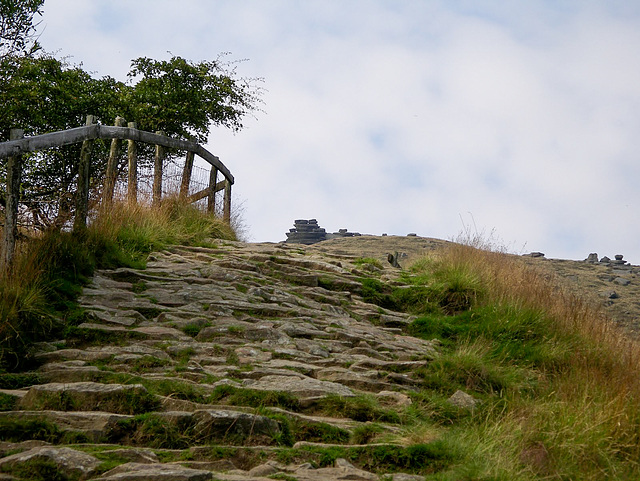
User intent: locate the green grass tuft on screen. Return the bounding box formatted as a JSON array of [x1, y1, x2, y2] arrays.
[[207, 385, 301, 411]]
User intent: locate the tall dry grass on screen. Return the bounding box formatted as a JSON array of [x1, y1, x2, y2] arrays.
[[90, 197, 237, 253], [423, 240, 640, 478]]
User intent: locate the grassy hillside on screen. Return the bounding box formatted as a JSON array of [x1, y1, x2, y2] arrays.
[[385, 241, 640, 479]]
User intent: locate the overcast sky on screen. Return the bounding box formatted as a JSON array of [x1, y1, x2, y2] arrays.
[[36, 1, 640, 261]]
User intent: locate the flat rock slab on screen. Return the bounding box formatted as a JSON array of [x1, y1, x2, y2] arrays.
[[292, 465, 379, 481], [34, 348, 114, 363], [93, 462, 213, 481], [192, 409, 281, 440], [19, 382, 154, 414], [317, 369, 396, 392], [102, 448, 159, 464], [0, 410, 131, 441], [132, 326, 191, 340], [242, 375, 354, 399], [0, 446, 100, 479], [91, 310, 141, 326], [77, 322, 130, 333]]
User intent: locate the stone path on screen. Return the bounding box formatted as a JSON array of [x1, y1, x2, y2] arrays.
[[0, 236, 444, 480]]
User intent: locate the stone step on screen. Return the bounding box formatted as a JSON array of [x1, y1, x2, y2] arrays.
[[18, 382, 159, 415], [0, 238, 448, 480]]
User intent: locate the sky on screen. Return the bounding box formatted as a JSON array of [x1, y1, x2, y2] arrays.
[[35, 0, 640, 262]]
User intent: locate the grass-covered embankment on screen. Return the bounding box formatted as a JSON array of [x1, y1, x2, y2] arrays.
[[364, 241, 640, 480], [0, 199, 237, 370]]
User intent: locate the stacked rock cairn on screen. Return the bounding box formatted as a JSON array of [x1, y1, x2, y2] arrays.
[[285, 219, 361, 245], [586, 253, 629, 265]]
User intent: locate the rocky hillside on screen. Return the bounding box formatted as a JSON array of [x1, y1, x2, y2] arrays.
[[0, 235, 637, 480], [524, 253, 640, 337]]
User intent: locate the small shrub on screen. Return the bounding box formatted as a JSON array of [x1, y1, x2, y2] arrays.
[[0, 372, 42, 389], [141, 378, 209, 404], [289, 419, 350, 444], [131, 413, 196, 449], [351, 423, 384, 444], [63, 326, 145, 347], [169, 347, 196, 363], [354, 257, 384, 270], [267, 413, 295, 447], [130, 280, 148, 293], [226, 349, 240, 365], [34, 390, 78, 411], [407, 391, 474, 426], [181, 322, 209, 337], [26, 385, 159, 415], [268, 474, 298, 481], [0, 392, 17, 411], [360, 278, 440, 315], [130, 355, 170, 371], [227, 325, 246, 335], [0, 417, 63, 443]]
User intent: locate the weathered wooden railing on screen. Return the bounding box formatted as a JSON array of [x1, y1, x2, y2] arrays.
[[0, 115, 234, 270]]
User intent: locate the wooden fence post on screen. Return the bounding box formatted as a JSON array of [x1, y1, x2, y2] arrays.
[[127, 122, 137, 205], [2, 128, 24, 272], [73, 115, 96, 232], [180, 149, 195, 200], [223, 180, 232, 224], [103, 116, 126, 206], [207, 167, 218, 214], [153, 131, 165, 207]]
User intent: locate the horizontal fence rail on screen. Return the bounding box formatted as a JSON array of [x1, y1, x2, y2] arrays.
[[1, 116, 234, 271], [0, 123, 234, 183]]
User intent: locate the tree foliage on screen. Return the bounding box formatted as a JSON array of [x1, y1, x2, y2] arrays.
[[127, 55, 261, 142], [0, 52, 263, 228], [0, 54, 122, 227], [0, 0, 44, 58], [0, 54, 124, 139]]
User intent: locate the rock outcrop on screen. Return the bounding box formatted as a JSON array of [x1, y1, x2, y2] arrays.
[[285, 219, 361, 245]]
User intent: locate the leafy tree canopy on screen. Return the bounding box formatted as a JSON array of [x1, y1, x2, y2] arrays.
[[0, 52, 263, 142], [0, 51, 263, 227], [127, 55, 261, 142], [0, 54, 124, 139], [0, 0, 44, 58]]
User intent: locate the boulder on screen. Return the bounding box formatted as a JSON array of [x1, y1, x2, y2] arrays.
[[192, 409, 280, 441], [293, 457, 378, 480], [19, 382, 157, 415], [0, 410, 131, 442], [242, 375, 354, 399], [586, 253, 599, 263], [447, 390, 480, 410], [93, 462, 213, 481], [0, 446, 100, 479]]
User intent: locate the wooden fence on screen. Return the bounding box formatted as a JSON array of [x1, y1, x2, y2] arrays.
[[0, 115, 234, 270]]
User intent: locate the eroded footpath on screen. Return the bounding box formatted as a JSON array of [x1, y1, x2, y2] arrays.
[[0, 236, 448, 481]]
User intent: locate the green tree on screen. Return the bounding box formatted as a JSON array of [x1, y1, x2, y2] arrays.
[[0, 54, 124, 226], [0, 52, 262, 228], [0, 0, 44, 58], [126, 54, 263, 142]]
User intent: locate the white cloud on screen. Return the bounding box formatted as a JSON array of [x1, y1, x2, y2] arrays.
[[34, 0, 640, 261]]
